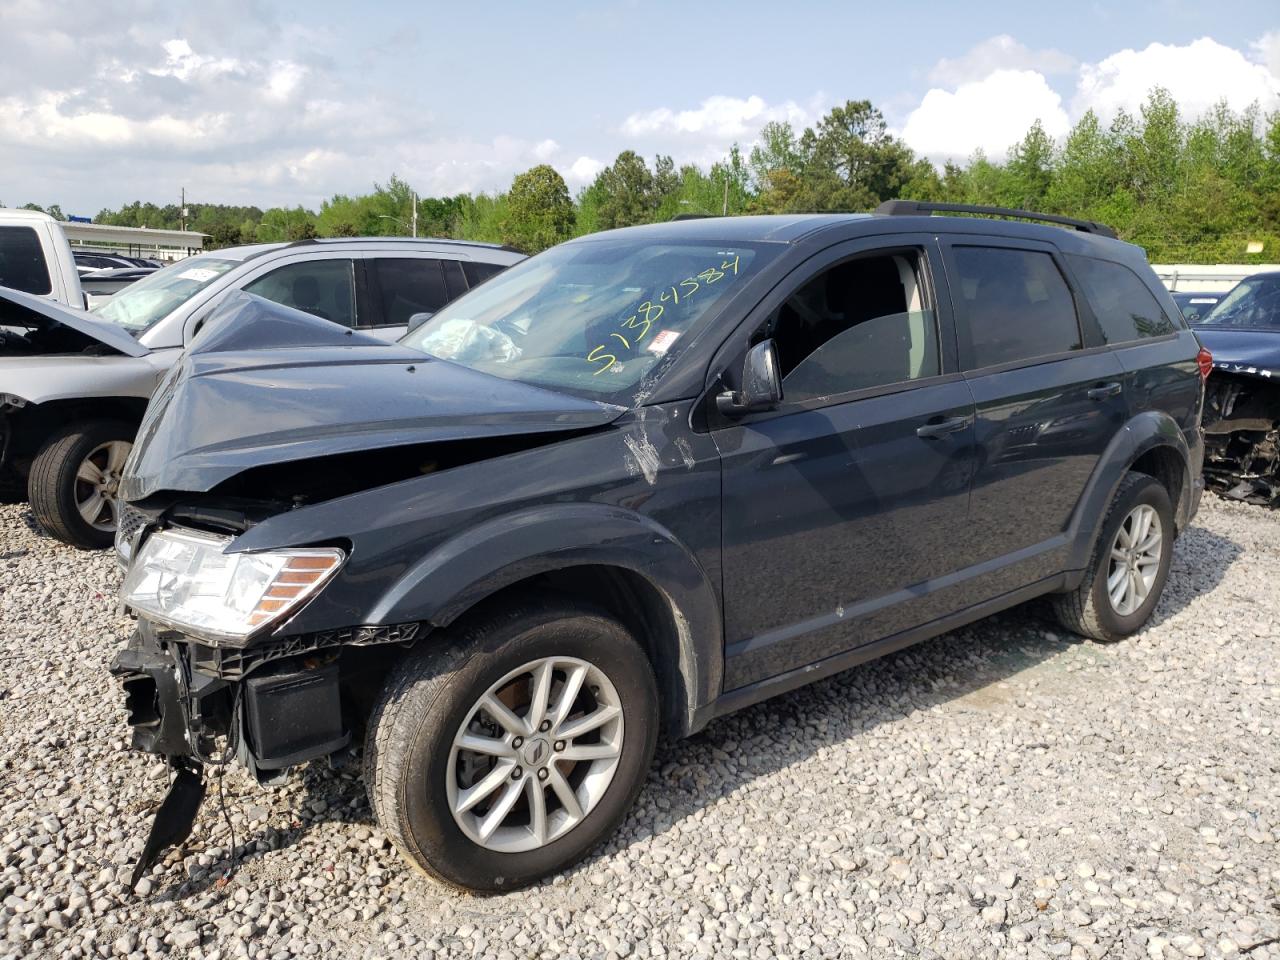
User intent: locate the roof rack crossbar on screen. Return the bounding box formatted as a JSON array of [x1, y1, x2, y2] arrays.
[[874, 200, 1118, 240]]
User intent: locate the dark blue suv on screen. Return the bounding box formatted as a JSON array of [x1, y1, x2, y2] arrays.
[[112, 201, 1206, 891]]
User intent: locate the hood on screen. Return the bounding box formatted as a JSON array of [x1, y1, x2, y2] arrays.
[[121, 294, 626, 500], [1195, 327, 1280, 380], [0, 285, 150, 358]]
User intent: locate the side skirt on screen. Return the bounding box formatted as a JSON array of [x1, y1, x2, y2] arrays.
[[690, 572, 1068, 733]]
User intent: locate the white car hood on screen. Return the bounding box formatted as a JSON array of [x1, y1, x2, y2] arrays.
[[0, 285, 150, 358]]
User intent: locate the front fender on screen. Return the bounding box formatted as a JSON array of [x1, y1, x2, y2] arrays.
[[1066, 410, 1193, 573], [368, 502, 723, 733]]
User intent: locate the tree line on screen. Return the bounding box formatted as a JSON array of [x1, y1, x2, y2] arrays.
[[19, 88, 1280, 263]]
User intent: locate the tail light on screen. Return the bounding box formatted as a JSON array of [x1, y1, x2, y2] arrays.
[[1196, 346, 1213, 381]]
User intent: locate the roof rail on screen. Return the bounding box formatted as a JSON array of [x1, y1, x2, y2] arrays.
[[671, 212, 716, 221], [874, 200, 1118, 239], [282, 236, 526, 254]]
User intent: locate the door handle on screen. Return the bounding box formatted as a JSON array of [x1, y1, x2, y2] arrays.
[[916, 415, 972, 439], [1087, 382, 1123, 401]]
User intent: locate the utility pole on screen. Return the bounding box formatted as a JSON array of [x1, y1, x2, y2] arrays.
[[180, 187, 186, 231], [722, 177, 729, 216], [411, 191, 418, 238]]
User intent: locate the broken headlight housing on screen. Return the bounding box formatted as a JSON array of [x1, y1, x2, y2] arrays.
[[120, 528, 344, 646]]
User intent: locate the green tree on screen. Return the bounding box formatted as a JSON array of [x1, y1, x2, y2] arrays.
[[503, 164, 575, 253], [590, 151, 656, 229], [1002, 120, 1056, 209]]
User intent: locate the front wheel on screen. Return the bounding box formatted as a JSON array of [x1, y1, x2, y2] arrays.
[[1053, 472, 1175, 642], [28, 420, 134, 550], [364, 599, 658, 891]]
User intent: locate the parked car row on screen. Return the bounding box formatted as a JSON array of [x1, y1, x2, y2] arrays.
[[0, 236, 524, 544], [0, 201, 1237, 893]]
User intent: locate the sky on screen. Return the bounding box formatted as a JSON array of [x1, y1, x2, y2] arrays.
[[2, 0, 1279, 216]]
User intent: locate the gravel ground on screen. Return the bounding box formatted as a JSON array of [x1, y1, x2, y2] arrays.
[[1, 495, 1277, 960]]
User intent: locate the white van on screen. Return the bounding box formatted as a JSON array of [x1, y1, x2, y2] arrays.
[[0, 208, 84, 308]]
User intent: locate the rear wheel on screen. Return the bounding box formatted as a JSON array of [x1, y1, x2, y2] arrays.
[[28, 420, 134, 550], [365, 599, 658, 891], [1053, 472, 1174, 642]]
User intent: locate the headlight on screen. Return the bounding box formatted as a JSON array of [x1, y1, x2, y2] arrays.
[[120, 528, 345, 645]]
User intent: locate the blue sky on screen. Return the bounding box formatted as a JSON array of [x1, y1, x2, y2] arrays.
[[2, 0, 1278, 213]]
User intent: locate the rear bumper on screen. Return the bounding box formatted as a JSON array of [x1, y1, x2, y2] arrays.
[[109, 621, 349, 779]]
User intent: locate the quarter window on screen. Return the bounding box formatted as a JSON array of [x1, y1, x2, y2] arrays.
[[372, 258, 449, 327], [243, 259, 357, 327], [442, 260, 468, 301], [461, 261, 505, 288], [1067, 255, 1178, 342], [771, 250, 940, 402], [951, 246, 1081, 369], [0, 226, 52, 295]]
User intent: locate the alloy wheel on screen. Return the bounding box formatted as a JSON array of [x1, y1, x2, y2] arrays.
[[73, 440, 132, 533], [1106, 503, 1163, 616], [446, 656, 624, 853]]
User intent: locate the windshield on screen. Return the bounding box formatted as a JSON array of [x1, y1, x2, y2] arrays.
[[93, 254, 244, 335], [400, 238, 778, 402], [1196, 276, 1280, 330]]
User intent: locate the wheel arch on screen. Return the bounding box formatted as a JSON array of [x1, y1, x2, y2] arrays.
[[1066, 410, 1193, 575], [3, 397, 146, 470], [368, 504, 724, 738]]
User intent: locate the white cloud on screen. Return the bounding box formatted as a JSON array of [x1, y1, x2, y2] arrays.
[[567, 156, 606, 185], [620, 94, 816, 140], [901, 69, 1071, 161], [1074, 37, 1280, 120], [1254, 31, 1280, 79], [928, 34, 1075, 87], [900, 33, 1280, 164], [149, 39, 242, 83]]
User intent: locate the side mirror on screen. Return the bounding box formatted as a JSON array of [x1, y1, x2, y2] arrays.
[[407, 311, 433, 334], [716, 339, 783, 416]]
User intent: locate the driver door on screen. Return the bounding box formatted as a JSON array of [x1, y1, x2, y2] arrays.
[[714, 237, 978, 690]]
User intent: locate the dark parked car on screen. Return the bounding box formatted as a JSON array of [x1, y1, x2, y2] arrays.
[[1170, 290, 1223, 323], [111, 202, 1206, 892], [1190, 271, 1280, 505]]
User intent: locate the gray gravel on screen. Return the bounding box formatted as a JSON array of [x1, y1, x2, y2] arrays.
[[1, 495, 1277, 960]]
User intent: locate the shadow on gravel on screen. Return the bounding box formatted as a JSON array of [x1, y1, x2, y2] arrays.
[[150, 521, 1245, 903]]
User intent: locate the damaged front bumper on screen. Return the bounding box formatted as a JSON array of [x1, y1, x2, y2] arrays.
[[110, 620, 352, 777], [109, 619, 353, 885]]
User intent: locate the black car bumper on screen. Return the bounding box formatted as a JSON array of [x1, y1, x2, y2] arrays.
[[109, 620, 350, 779]]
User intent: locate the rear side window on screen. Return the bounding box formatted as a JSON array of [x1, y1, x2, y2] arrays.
[[951, 246, 1081, 370], [243, 259, 357, 327], [1067, 255, 1178, 342], [372, 258, 448, 327], [0, 226, 52, 295], [462, 261, 505, 288]]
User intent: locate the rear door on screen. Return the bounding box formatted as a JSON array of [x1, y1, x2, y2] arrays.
[[715, 237, 978, 690], [1064, 254, 1201, 445], [941, 237, 1127, 587]]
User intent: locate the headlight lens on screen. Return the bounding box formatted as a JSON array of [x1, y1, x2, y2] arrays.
[[120, 528, 345, 645]]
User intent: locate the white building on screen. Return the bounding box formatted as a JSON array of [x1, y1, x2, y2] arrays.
[[59, 221, 207, 262]]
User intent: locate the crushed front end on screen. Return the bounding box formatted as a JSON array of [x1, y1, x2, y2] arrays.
[[109, 508, 418, 888], [1203, 368, 1280, 506]]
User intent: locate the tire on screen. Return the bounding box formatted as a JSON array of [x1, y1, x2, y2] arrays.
[[1053, 471, 1175, 642], [28, 420, 135, 550], [364, 598, 659, 892]]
